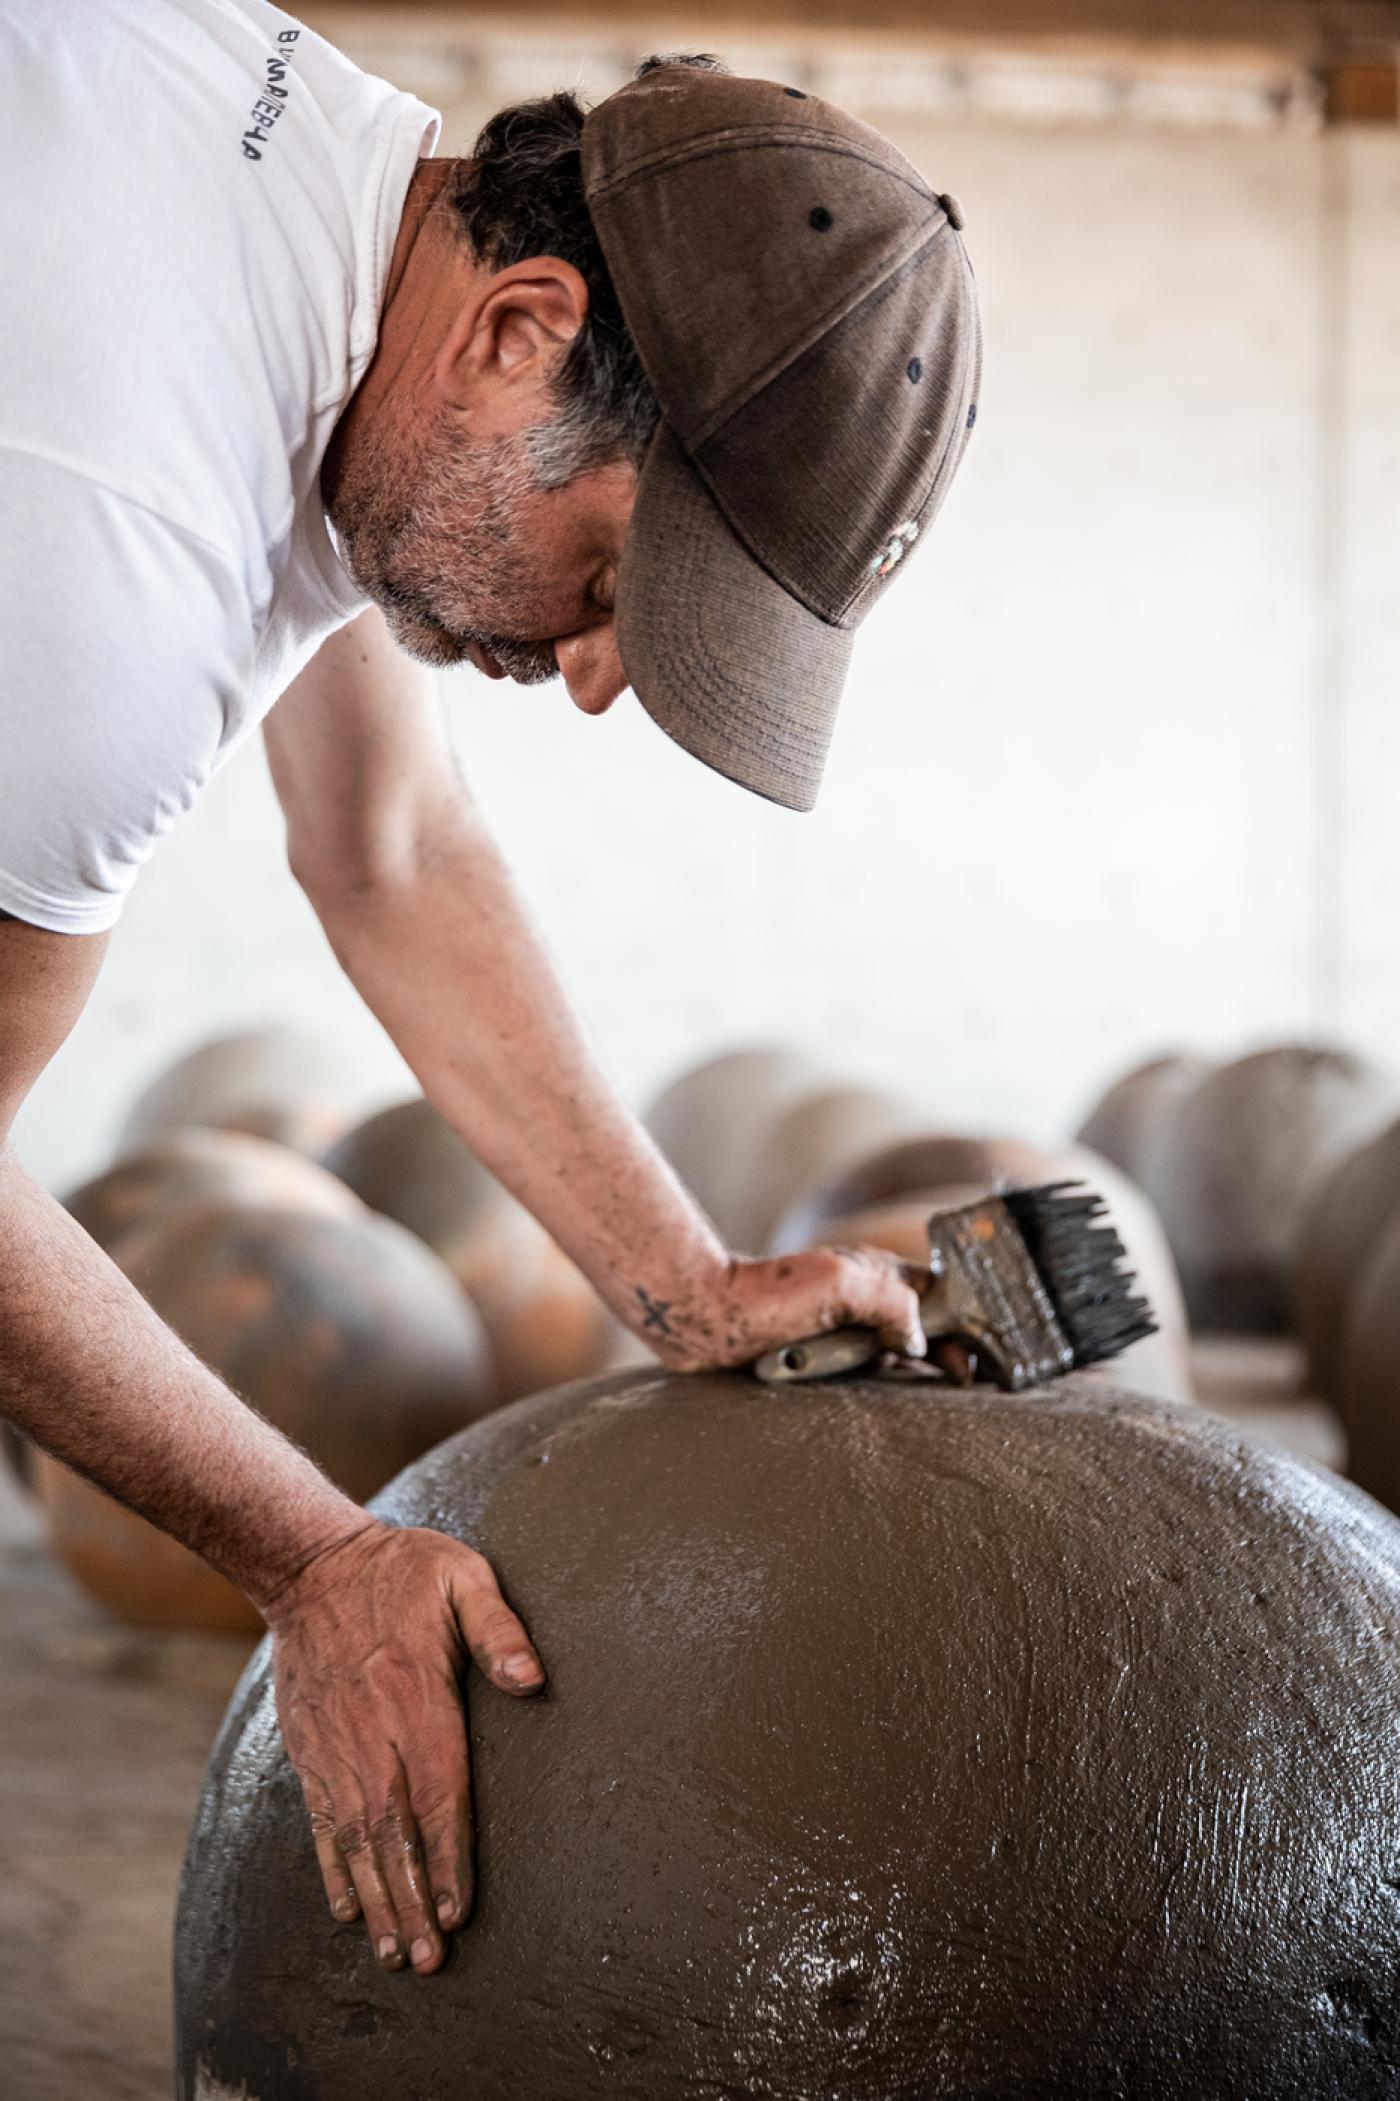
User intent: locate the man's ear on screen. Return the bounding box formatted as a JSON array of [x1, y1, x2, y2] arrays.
[[434, 258, 588, 430]]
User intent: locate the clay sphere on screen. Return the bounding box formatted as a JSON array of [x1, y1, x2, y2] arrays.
[[119, 1026, 369, 1158], [65, 1128, 361, 1259], [770, 1130, 1055, 1252], [36, 1203, 496, 1634], [179, 1370, 1400, 2100], [644, 1045, 828, 1243], [323, 1098, 615, 1403], [1142, 1046, 1398, 1334], [732, 1081, 927, 1255], [771, 1132, 1192, 1406], [1294, 1113, 1400, 1407], [13, 1134, 358, 1504], [1337, 1209, 1400, 1515], [1073, 1052, 1213, 1194]]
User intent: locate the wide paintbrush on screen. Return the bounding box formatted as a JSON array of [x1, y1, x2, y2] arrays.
[[754, 1181, 1156, 1390]]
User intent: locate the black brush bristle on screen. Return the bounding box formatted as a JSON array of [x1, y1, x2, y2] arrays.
[[1001, 1181, 1158, 1366]]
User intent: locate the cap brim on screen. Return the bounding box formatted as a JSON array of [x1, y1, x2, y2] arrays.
[[615, 425, 852, 813]]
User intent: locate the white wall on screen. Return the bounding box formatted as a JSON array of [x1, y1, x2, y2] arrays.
[[1333, 132, 1400, 1058], [14, 49, 1400, 1197]]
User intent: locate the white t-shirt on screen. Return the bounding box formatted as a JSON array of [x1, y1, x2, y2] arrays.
[[0, 0, 439, 933]]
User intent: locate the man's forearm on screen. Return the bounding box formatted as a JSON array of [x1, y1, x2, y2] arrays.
[[312, 817, 731, 1358], [0, 1148, 369, 1605]]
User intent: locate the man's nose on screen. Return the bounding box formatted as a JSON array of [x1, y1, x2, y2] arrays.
[[556, 623, 628, 716]]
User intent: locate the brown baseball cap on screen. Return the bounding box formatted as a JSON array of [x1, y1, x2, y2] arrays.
[[581, 66, 981, 812]]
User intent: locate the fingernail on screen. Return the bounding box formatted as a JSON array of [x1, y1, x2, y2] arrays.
[[377, 1934, 403, 1967], [501, 1654, 541, 1686], [410, 1937, 435, 1968], [435, 1893, 457, 1925], [332, 1893, 357, 1919]]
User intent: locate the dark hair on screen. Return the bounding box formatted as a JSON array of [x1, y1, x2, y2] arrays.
[[445, 56, 727, 488]]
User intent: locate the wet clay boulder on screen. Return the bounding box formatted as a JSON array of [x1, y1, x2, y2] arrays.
[[1073, 1052, 1214, 1194], [35, 1204, 496, 1634], [1143, 1046, 1398, 1335], [1295, 1114, 1400, 1407], [178, 1370, 1400, 2100], [1337, 1211, 1400, 1515], [771, 1133, 1193, 1406], [65, 1128, 361, 1259], [119, 1026, 369, 1158], [323, 1098, 616, 1403]]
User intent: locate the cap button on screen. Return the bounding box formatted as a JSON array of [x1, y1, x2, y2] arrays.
[[938, 191, 966, 232]]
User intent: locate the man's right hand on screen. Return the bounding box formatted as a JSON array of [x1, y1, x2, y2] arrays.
[[266, 1520, 545, 1976], [629, 1244, 929, 1374]]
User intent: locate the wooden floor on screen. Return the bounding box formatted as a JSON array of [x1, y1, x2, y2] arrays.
[[0, 1343, 1350, 2099], [0, 1472, 254, 2101]]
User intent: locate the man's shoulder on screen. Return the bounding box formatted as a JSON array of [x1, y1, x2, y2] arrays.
[[0, 441, 258, 937], [0, 444, 244, 580]]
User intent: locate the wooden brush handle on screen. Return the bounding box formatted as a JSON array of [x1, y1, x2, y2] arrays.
[[753, 1325, 883, 1384], [753, 1284, 957, 1385]]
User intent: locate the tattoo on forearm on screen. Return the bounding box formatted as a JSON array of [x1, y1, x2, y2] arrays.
[[635, 1287, 675, 1339]]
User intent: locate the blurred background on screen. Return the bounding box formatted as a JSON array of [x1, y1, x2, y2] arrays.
[[15, 0, 1400, 1196]]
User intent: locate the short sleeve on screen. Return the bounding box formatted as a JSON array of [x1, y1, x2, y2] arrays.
[[0, 451, 251, 934]]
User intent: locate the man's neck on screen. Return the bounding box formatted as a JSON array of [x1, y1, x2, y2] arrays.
[[322, 159, 460, 514], [382, 157, 455, 311]]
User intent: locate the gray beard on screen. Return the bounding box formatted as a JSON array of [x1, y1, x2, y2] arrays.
[[330, 419, 562, 684]]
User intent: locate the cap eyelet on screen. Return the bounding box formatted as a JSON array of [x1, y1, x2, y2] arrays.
[[784, 86, 808, 98], [809, 206, 834, 232], [907, 357, 923, 383]]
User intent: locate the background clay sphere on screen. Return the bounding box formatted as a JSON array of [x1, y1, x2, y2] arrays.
[[1073, 1052, 1214, 1195], [1141, 1044, 1398, 1334], [644, 1046, 931, 1254], [1337, 1209, 1400, 1516], [1294, 1113, 1400, 1407], [769, 1130, 1059, 1251], [177, 1370, 1400, 2101], [323, 1097, 616, 1401], [119, 1026, 369, 1158], [1, 1133, 363, 1501], [65, 1128, 362, 1259], [643, 1045, 836, 1243], [35, 1203, 496, 1634], [768, 1132, 1194, 1404], [724, 1081, 928, 1255]]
